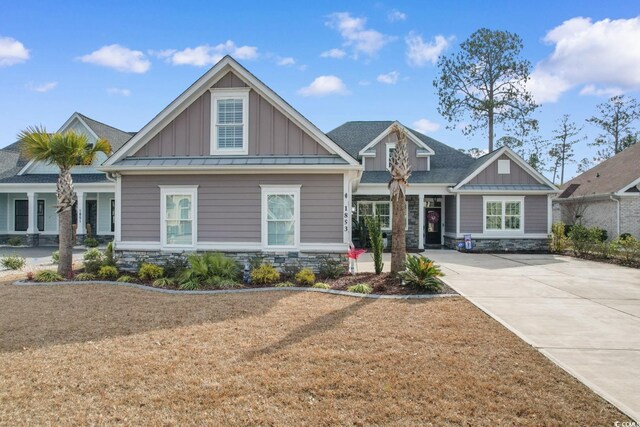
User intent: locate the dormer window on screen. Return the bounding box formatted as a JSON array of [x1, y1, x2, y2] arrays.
[[210, 88, 249, 155]]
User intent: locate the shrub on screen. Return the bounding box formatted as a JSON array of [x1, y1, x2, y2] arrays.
[[251, 263, 280, 285], [83, 237, 99, 248], [74, 272, 96, 281], [274, 281, 296, 287], [568, 225, 602, 256], [295, 268, 315, 286], [83, 248, 105, 274], [347, 283, 372, 294], [34, 270, 64, 282], [614, 235, 640, 263], [281, 262, 302, 280], [212, 279, 243, 289], [51, 250, 60, 264], [1, 255, 26, 270], [139, 263, 164, 281], [98, 265, 118, 280], [248, 255, 265, 270], [550, 222, 568, 253], [594, 241, 617, 259], [104, 241, 115, 266], [180, 253, 241, 286], [312, 282, 331, 289], [162, 255, 189, 278], [117, 275, 136, 283], [619, 233, 633, 241], [7, 236, 22, 246], [318, 256, 346, 279], [398, 255, 444, 292], [179, 280, 199, 290], [153, 277, 175, 288], [365, 215, 384, 274]]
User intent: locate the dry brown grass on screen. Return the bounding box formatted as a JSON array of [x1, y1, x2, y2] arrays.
[[0, 281, 628, 426]]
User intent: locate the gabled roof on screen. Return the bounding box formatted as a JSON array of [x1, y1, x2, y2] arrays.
[[103, 56, 360, 168], [75, 113, 134, 153], [559, 143, 640, 198], [355, 121, 435, 157]]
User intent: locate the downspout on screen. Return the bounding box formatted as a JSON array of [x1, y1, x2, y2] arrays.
[[609, 194, 620, 237]]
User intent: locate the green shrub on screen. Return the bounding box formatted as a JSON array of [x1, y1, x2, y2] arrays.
[[179, 280, 199, 290], [98, 265, 118, 280], [251, 263, 280, 285], [83, 237, 99, 248], [117, 275, 136, 283], [312, 282, 331, 289], [34, 270, 64, 282], [179, 252, 240, 286], [162, 255, 189, 278], [398, 255, 444, 291], [550, 222, 568, 253], [281, 262, 302, 280], [619, 233, 633, 241], [51, 250, 60, 264], [139, 263, 164, 281], [614, 235, 640, 263], [7, 236, 22, 246], [212, 279, 243, 289], [1, 255, 26, 270], [365, 215, 384, 274], [153, 277, 175, 288], [104, 241, 115, 266], [318, 255, 346, 279], [74, 272, 96, 281], [347, 283, 372, 294], [568, 225, 602, 256], [594, 241, 618, 259], [248, 255, 265, 270], [295, 268, 315, 286], [274, 281, 296, 287], [83, 248, 105, 274]]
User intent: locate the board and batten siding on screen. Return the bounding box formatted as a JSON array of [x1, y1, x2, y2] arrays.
[[132, 71, 330, 158], [120, 174, 343, 244], [468, 154, 540, 186], [364, 134, 428, 171], [444, 195, 456, 233], [457, 194, 548, 234]]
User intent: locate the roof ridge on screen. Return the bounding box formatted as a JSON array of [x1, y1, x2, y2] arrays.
[[76, 112, 131, 136]]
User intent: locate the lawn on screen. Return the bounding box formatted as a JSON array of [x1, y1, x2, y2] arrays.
[[0, 281, 628, 425]]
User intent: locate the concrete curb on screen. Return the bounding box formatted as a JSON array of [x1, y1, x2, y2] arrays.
[[12, 280, 458, 300]]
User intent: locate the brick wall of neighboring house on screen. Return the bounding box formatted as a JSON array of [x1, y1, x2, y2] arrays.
[[620, 197, 640, 238], [568, 198, 617, 239]]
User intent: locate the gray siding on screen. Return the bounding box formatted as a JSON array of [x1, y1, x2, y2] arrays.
[[364, 133, 428, 171], [0, 194, 7, 232], [133, 71, 330, 158], [468, 154, 540, 185], [444, 195, 456, 233], [121, 174, 343, 243], [459, 195, 483, 233], [524, 195, 548, 233]]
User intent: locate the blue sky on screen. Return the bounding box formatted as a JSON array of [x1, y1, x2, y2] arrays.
[[1, 0, 639, 179]]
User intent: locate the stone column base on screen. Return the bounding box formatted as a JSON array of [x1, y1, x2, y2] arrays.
[[25, 234, 39, 247]]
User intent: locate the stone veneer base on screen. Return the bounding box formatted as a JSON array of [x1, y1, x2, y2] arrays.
[[443, 235, 550, 252]]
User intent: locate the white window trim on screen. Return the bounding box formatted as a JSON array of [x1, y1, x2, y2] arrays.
[[386, 143, 395, 171], [160, 185, 198, 250], [482, 196, 524, 234], [497, 159, 511, 174], [210, 87, 250, 156], [261, 185, 301, 250], [356, 200, 409, 231]]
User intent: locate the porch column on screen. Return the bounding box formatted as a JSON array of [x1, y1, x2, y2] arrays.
[[27, 192, 36, 234], [418, 194, 425, 250], [76, 191, 86, 236]]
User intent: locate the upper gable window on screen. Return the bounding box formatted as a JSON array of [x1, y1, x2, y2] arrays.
[[386, 143, 396, 170], [497, 159, 511, 174], [210, 88, 249, 155]]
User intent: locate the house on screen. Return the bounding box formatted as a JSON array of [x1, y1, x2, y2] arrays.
[[0, 113, 132, 246], [1, 55, 559, 268], [554, 142, 640, 239]]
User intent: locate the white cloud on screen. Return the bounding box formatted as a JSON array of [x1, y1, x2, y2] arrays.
[[0, 36, 29, 67], [325, 12, 394, 58], [276, 56, 295, 66], [320, 48, 346, 59], [529, 17, 640, 103], [405, 32, 453, 67], [106, 87, 131, 96], [377, 71, 400, 84], [412, 118, 440, 133], [358, 80, 371, 86], [388, 10, 407, 22], [298, 75, 349, 96], [160, 41, 258, 67], [80, 44, 150, 73], [26, 81, 57, 93]]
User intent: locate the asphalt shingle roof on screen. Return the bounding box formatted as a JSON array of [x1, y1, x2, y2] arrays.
[[0, 173, 110, 184], [77, 113, 134, 153]]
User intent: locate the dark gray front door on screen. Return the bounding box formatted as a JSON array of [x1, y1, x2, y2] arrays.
[[86, 200, 97, 237]]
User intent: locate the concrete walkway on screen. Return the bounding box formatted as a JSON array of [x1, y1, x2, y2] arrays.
[[417, 250, 640, 422]]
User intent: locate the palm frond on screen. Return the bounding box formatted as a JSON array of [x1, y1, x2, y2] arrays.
[[80, 138, 111, 165], [19, 126, 54, 163]]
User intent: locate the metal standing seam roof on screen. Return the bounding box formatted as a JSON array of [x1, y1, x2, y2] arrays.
[[458, 184, 555, 191], [111, 155, 350, 167]]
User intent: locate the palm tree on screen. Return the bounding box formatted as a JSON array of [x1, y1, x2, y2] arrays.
[[19, 127, 111, 277], [388, 124, 412, 273]]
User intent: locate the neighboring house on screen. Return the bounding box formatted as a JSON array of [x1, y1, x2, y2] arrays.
[[0, 113, 132, 245], [554, 142, 640, 239]]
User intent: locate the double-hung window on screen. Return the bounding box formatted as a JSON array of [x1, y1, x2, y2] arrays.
[[160, 186, 198, 248], [14, 200, 28, 232], [484, 197, 523, 233], [356, 201, 409, 231], [261, 185, 300, 249], [210, 88, 249, 155]]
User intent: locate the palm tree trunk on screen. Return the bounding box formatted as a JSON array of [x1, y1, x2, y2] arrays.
[[56, 167, 76, 278], [390, 197, 406, 273]]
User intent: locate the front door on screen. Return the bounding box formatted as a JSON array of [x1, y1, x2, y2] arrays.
[[86, 200, 97, 237], [425, 207, 442, 245]]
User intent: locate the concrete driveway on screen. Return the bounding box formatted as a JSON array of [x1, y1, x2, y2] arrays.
[[424, 250, 640, 422]]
